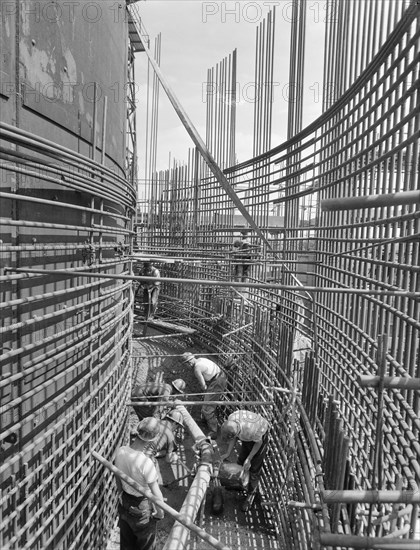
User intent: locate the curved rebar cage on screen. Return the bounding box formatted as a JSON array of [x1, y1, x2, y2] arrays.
[[0, 0, 418, 549], [136, 1, 420, 547]]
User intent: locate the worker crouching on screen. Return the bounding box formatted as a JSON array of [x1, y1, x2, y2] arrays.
[[220, 410, 270, 500]]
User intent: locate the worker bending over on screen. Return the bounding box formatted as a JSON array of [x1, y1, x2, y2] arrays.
[[114, 419, 165, 550], [220, 410, 270, 497], [132, 378, 185, 422], [181, 352, 227, 439], [154, 409, 185, 464]]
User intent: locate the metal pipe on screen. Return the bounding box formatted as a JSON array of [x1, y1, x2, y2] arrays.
[[6, 268, 420, 297], [359, 375, 420, 390], [130, 387, 296, 398], [322, 490, 420, 504], [321, 190, 420, 211], [163, 404, 217, 550], [319, 533, 419, 549], [128, 400, 274, 407], [92, 452, 231, 550]]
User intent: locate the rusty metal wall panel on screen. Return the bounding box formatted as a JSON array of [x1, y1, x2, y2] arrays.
[[2, 0, 128, 172]]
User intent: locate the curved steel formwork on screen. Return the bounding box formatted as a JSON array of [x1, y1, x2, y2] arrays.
[[136, 1, 420, 547], [0, 2, 137, 548]]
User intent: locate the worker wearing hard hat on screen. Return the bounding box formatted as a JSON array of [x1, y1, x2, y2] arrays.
[[220, 410, 270, 496], [154, 409, 185, 464], [114, 417, 165, 550], [136, 261, 161, 320], [181, 352, 227, 439], [132, 378, 186, 422]]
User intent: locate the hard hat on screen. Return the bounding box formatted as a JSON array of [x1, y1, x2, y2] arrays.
[[181, 352, 195, 364], [171, 378, 186, 393], [220, 420, 240, 442], [164, 409, 184, 427], [137, 417, 161, 441]]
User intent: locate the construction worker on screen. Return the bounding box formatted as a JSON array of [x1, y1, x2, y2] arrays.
[[237, 231, 253, 282], [114, 418, 165, 550], [132, 378, 186, 421], [137, 261, 160, 320], [220, 409, 270, 499], [232, 239, 243, 280], [181, 352, 227, 439], [154, 409, 185, 464]]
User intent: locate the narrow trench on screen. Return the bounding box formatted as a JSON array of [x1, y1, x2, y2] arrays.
[[109, 322, 279, 550]]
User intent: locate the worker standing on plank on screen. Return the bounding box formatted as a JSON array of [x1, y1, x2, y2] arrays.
[[114, 419, 165, 550], [136, 261, 161, 320], [220, 410, 270, 500], [181, 352, 227, 439]]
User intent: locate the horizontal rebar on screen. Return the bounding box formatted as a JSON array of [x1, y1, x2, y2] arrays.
[[321, 190, 420, 211], [130, 388, 297, 398], [358, 375, 420, 390], [128, 400, 274, 406], [319, 533, 420, 549], [6, 268, 420, 297], [322, 489, 420, 504]]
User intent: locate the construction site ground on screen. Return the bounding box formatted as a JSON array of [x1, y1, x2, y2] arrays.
[[107, 320, 278, 550]]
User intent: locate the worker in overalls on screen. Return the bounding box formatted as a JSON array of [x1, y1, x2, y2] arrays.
[[181, 352, 227, 439], [137, 261, 161, 320]]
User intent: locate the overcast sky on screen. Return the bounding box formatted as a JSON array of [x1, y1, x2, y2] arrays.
[[133, 1, 327, 177]]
